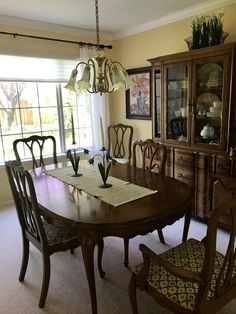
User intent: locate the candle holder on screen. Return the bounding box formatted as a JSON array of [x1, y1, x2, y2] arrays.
[[66, 148, 89, 177], [88, 147, 117, 188]]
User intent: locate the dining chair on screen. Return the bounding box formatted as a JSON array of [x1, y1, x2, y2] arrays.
[[170, 117, 187, 140], [13, 135, 58, 168], [122, 139, 167, 267], [129, 196, 236, 314], [5, 160, 81, 308], [209, 173, 236, 212], [133, 139, 167, 243], [107, 123, 133, 164], [132, 138, 167, 173]]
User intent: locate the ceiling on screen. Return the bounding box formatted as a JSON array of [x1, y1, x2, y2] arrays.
[[0, 0, 233, 39]]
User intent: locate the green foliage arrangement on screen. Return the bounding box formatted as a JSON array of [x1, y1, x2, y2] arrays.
[[88, 147, 117, 188], [67, 148, 89, 176], [188, 12, 226, 49]]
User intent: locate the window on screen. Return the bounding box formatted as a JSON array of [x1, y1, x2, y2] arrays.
[[0, 81, 93, 164]]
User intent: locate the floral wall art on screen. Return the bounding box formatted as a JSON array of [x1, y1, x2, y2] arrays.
[[126, 67, 152, 120]]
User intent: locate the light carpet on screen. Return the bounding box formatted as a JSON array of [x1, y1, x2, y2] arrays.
[[0, 204, 235, 314]]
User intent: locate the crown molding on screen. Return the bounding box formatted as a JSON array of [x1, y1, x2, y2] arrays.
[[0, 0, 235, 42], [113, 0, 236, 39]]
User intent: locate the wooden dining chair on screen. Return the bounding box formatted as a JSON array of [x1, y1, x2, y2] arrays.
[[209, 173, 236, 212], [170, 117, 187, 140], [122, 139, 167, 267], [5, 160, 80, 308], [107, 123, 133, 164], [132, 138, 167, 173], [129, 196, 236, 314], [13, 135, 58, 168], [133, 140, 167, 244]]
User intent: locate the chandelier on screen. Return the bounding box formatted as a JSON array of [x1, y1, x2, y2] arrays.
[[65, 0, 131, 95]]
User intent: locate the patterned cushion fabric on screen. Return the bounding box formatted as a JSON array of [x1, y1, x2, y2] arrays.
[[42, 219, 78, 246], [132, 238, 225, 311]]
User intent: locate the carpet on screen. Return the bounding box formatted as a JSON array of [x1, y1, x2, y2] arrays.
[[0, 204, 235, 314]]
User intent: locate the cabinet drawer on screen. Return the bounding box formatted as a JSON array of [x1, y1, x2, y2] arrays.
[[174, 167, 195, 187], [175, 151, 195, 168], [216, 158, 231, 175]]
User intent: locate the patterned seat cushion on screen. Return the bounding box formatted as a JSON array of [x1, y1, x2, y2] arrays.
[[132, 239, 225, 311], [42, 219, 78, 246]]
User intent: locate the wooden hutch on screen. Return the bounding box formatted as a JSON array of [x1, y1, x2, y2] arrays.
[[148, 42, 236, 229]]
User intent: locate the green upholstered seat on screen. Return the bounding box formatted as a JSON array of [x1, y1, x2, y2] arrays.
[[42, 219, 78, 246], [131, 238, 226, 311], [129, 198, 236, 314]]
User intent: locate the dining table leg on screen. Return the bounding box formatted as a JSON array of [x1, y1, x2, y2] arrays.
[[80, 232, 98, 314]]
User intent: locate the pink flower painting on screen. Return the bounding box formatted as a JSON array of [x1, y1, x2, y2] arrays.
[[126, 67, 151, 120]]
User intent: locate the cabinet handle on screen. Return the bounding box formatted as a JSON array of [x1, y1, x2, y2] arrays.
[[178, 156, 191, 164], [178, 173, 191, 181]]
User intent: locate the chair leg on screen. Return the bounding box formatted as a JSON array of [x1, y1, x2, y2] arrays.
[[19, 236, 29, 282], [157, 229, 165, 244], [39, 253, 51, 308], [124, 238, 129, 267], [97, 239, 105, 278], [129, 274, 138, 314]]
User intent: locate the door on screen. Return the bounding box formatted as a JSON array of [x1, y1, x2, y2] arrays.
[[191, 55, 230, 150], [163, 62, 191, 145], [154, 69, 161, 140]]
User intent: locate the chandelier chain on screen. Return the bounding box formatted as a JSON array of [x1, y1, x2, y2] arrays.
[[95, 0, 100, 48], [64, 0, 130, 95]]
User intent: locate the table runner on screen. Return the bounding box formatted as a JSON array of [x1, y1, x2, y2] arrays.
[[44, 166, 157, 207]]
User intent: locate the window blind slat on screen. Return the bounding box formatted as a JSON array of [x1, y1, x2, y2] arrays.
[[0, 55, 77, 82]]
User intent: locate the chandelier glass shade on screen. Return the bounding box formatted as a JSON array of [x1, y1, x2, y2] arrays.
[[65, 0, 131, 95]]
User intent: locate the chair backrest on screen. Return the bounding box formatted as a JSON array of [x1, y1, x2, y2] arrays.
[[5, 160, 47, 250], [170, 117, 187, 140], [13, 135, 57, 169], [196, 197, 236, 311], [132, 139, 167, 173], [107, 124, 133, 161]]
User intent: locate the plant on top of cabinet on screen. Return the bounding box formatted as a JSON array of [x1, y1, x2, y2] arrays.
[[185, 12, 229, 50]]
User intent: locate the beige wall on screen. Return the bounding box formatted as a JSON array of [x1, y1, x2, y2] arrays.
[[1, 4, 236, 205], [0, 22, 113, 59], [109, 4, 236, 143]]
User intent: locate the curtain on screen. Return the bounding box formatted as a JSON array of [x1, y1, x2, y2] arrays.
[[79, 47, 110, 150]]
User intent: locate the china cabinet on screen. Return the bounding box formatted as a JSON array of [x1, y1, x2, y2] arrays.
[[148, 42, 236, 228]]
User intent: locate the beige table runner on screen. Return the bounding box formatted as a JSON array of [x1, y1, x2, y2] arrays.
[[45, 166, 157, 207]]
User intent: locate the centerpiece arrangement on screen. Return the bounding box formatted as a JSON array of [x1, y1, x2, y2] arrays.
[[185, 12, 229, 50], [66, 147, 89, 177], [88, 147, 117, 188]]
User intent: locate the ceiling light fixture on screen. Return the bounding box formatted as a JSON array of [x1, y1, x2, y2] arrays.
[[65, 0, 131, 95]]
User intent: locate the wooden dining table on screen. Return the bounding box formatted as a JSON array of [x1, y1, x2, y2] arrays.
[[31, 162, 193, 314]]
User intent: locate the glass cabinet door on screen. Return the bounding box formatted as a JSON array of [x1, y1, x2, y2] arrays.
[[155, 70, 161, 139], [192, 57, 229, 149], [164, 64, 190, 144]]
